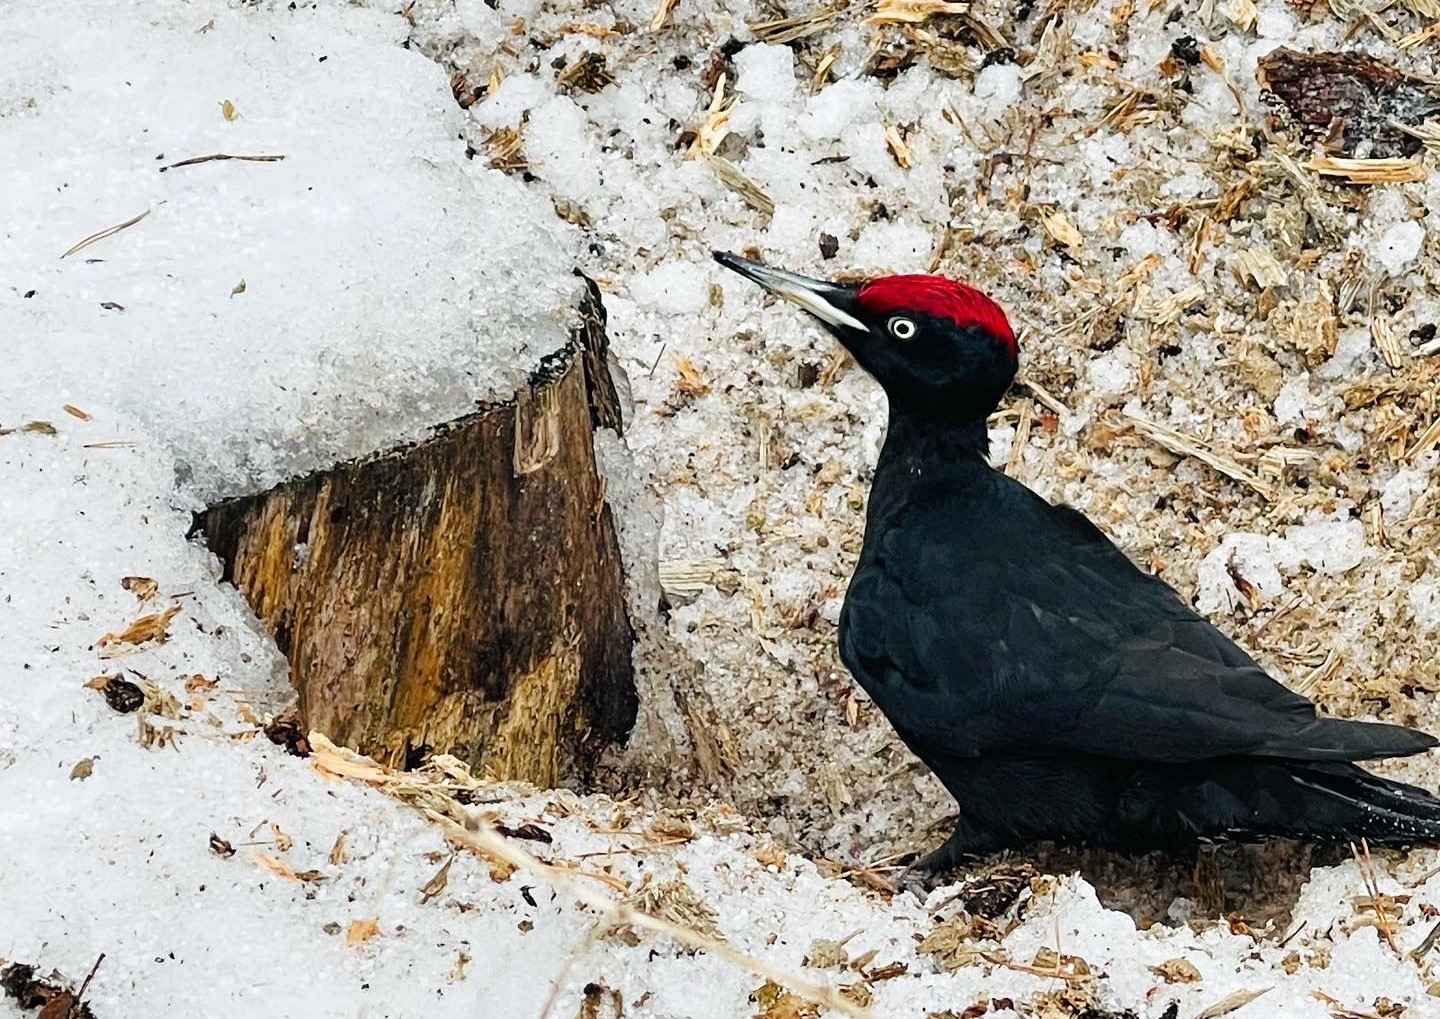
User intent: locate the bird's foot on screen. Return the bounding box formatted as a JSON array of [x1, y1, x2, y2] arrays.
[[895, 831, 988, 898]]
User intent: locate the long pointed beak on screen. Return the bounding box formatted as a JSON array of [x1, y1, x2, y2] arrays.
[[713, 251, 869, 333]]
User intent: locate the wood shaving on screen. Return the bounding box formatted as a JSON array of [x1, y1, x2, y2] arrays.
[[748, 7, 837, 43], [686, 73, 735, 159], [1123, 414, 1279, 500], [649, 0, 679, 31], [96, 604, 181, 655], [705, 154, 775, 215], [866, 0, 969, 24], [673, 354, 711, 395], [884, 125, 912, 168], [1232, 248, 1289, 290], [1306, 155, 1426, 184], [1039, 209, 1083, 252]]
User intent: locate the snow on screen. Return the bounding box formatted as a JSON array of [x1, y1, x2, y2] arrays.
[[1375, 220, 1427, 276], [1, 0, 581, 507], [7, 0, 1440, 1015], [974, 63, 1024, 108], [1195, 516, 1369, 615]]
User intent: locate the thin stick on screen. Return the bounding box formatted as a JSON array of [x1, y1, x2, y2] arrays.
[[1006, 400, 1034, 479], [535, 917, 608, 1019], [1410, 919, 1440, 964], [443, 815, 875, 1019], [61, 209, 152, 258], [159, 152, 286, 172], [75, 953, 105, 1001], [1018, 376, 1068, 417]]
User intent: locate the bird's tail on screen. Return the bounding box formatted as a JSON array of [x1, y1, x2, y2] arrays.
[[1120, 759, 1440, 847], [1276, 762, 1440, 844]]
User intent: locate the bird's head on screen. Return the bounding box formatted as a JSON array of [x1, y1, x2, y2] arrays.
[[715, 251, 1017, 420]]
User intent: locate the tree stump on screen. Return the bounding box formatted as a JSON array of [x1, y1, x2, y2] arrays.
[[198, 277, 637, 786]]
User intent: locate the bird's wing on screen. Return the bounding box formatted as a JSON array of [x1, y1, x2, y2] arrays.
[[840, 481, 1435, 765]]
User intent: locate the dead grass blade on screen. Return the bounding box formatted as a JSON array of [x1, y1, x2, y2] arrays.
[[1190, 987, 1271, 1019], [749, 7, 837, 42], [1350, 839, 1399, 955], [61, 208, 152, 258]]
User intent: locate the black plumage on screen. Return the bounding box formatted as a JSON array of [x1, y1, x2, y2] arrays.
[[715, 250, 1440, 879]]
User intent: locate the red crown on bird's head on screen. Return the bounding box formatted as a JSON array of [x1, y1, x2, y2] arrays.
[[856, 275, 1017, 357]]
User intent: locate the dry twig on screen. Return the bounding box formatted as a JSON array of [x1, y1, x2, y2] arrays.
[[158, 152, 285, 172]]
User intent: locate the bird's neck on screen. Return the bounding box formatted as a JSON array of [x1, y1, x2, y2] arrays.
[[879, 408, 993, 473]]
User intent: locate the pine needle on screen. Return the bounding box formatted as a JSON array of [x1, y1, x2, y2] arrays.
[[61, 208, 152, 258]]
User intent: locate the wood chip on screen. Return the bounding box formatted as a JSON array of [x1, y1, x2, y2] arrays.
[[649, 0, 679, 31], [270, 822, 294, 852], [69, 757, 95, 781], [1404, 416, 1440, 461], [96, 604, 181, 654], [1399, 22, 1440, 47], [1371, 313, 1407, 369], [686, 73, 735, 160], [1005, 399, 1033, 479], [419, 855, 453, 903], [1306, 155, 1426, 184], [1232, 248, 1289, 290], [346, 917, 380, 945], [1223, 0, 1257, 30], [249, 850, 302, 880], [705, 154, 774, 215], [658, 557, 725, 600], [754, 843, 788, 868], [1039, 209, 1083, 252], [1150, 957, 1202, 983], [867, 0, 969, 23], [120, 576, 158, 602], [878, 124, 912, 169], [1124, 415, 1278, 500], [811, 46, 840, 93], [673, 354, 711, 395]]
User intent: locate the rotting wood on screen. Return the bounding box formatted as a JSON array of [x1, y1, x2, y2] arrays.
[[198, 275, 637, 784]]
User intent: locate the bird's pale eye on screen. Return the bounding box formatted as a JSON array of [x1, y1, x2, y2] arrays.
[[887, 316, 917, 340]]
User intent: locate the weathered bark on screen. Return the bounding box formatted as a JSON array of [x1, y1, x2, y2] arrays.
[[199, 277, 637, 785], [1258, 48, 1440, 159]]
